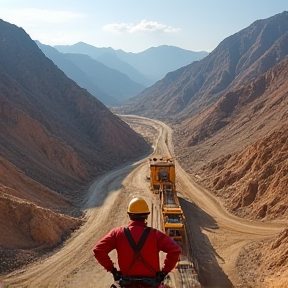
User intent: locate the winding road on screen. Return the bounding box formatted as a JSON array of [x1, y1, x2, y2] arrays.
[[3, 116, 286, 288]]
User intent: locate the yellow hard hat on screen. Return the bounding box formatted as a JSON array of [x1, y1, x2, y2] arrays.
[[127, 197, 150, 214]]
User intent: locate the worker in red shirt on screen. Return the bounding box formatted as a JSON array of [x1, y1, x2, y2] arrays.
[[93, 197, 181, 288]]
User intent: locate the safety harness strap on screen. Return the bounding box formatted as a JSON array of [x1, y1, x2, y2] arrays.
[[120, 227, 160, 286], [124, 227, 151, 253]]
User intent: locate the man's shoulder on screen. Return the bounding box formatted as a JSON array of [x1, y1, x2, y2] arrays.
[[109, 226, 126, 235], [148, 226, 166, 236]]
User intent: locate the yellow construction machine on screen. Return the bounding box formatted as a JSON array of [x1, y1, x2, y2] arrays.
[[149, 155, 185, 241]]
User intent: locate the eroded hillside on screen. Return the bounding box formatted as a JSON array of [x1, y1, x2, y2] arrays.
[[175, 55, 288, 220], [0, 20, 150, 273], [171, 55, 288, 288]]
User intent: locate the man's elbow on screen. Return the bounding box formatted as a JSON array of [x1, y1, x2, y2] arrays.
[[92, 247, 101, 259]]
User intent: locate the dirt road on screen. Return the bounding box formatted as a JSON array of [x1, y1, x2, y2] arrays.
[[3, 116, 286, 288]]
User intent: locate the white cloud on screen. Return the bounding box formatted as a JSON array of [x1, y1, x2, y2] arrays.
[[103, 22, 133, 34], [2, 8, 84, 25], [132, 20, 180, 33], [103, 20, 180, 34]]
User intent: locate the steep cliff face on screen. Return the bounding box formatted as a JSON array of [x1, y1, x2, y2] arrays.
[[0, 20, 150, 272]]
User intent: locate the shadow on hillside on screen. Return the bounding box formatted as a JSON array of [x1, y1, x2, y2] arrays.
[[179, 197, 233, 288]]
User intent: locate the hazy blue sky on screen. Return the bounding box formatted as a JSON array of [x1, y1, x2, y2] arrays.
[[0, 0, 287, 53]]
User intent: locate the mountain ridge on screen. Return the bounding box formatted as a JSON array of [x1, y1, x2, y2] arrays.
[[35, 41, 118, 106], [122, 11, 288, 121], [54, 42, 208, 85]]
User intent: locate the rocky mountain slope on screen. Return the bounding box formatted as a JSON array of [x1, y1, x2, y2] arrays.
[[0, 19, 150, 273], [176, 16, 288, 287], [175, 54, 288, 220], [122, 11, 288, 120]]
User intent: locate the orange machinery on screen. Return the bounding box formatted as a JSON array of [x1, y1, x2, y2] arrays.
[[149, 155, 185, 241]]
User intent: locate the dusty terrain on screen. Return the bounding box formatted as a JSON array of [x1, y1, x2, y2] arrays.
[[1, 116, 288, 288]]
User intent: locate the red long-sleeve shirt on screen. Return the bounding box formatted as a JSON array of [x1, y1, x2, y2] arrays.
[[93, 220, 181, 277]]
